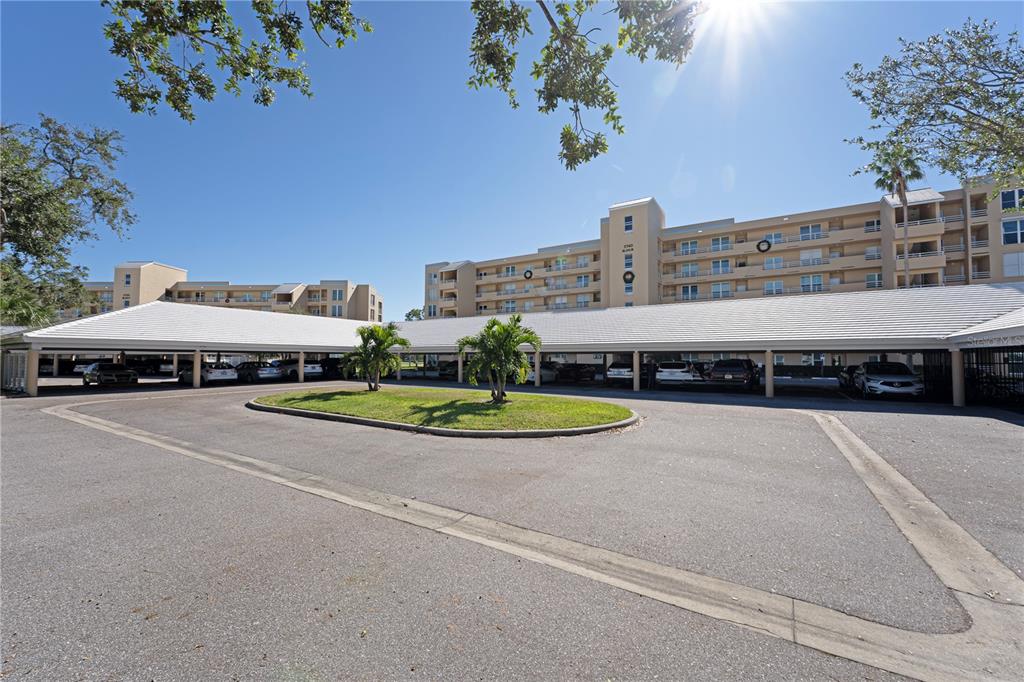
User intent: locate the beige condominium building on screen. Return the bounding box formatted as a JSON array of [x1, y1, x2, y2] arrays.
[[424, 181, 1024, 319], [67, 261, 383, 322]]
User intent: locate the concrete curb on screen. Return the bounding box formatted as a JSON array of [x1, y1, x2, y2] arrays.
[[245, 399, 639, 438]]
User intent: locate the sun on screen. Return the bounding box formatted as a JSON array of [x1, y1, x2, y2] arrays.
[[695, 0, 779, 86]]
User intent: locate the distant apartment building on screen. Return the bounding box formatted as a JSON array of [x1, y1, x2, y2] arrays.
[[424, 181, 1024, 318], [66, 261, 383, 322]]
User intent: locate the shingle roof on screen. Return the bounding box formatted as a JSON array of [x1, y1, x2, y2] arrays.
[[397, 284, 1024, 353]]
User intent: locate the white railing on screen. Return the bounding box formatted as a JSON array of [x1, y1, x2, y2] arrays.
[[864, 224, 882, 233], [971, 240, 989, 248], [970, 208, 988, 218], [895, 250, 943, 260], [944, 244, 966, 253], [768, 257, 829, 270], [864, 252, 883, 260], [866, 281, 884, 289], [943, 274, 967, 283], [973, 270, 991, 279], [670, 292, 735, 302]]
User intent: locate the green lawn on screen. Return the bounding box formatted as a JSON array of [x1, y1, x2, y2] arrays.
[[255, 386, 632, 431]]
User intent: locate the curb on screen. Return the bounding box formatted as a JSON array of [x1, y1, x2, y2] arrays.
[[245, 400, 639, 438]]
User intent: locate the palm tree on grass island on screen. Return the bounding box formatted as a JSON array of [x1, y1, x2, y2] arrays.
[[343, 322, 410, 391], [457, 314, 541, 404]]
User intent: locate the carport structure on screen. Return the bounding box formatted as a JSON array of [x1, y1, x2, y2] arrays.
[[3, 284, 1024, 406], [1, 302, 365, 395]]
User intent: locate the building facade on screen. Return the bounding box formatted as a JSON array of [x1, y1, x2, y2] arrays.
[[66, 262, 383, 322], [424, 182, 1024, 319]]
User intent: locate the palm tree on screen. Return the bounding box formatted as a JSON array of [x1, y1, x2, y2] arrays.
[[858, 139, 925, 288], [456, 314, 541, 404], [342, 322, 410, 391]]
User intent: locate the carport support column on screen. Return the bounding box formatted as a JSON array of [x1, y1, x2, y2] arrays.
[[51, 354, 60, 376], [764, 350, 774, 398], [951, 348, 965, 407], [298, 352, 305, 383], [534, 351, 541, 387], [192, 351, 201, 388], [25, 350, 39, 397], [396, 357, 401, 381], [457, 352, 463, 383], [172, 354, 178, 376], [632, 351, 640, 392]]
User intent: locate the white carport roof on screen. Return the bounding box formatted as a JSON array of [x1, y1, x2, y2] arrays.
[[17, 301, 365, 353], [8, 283, 1024, 356], [881, 187, 946, 208], [945, 307, 1024, 348], [397, 284, 1024, 353]]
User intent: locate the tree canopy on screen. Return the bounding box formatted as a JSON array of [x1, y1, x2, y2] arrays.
[[457, 314, 541, 403], [101, 0, 701, 169], [846, 18, 1024, 189], [0, 116, 135, 325], [405, 308, 423, 321], [342, 322, 410, 391]]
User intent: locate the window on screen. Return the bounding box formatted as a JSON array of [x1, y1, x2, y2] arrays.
[[576, 275, 590, 288], [122, 296, 131, 308], [800, 249, 823, 265], [429, 272, 438, 283], [124, 272, 132, 286], [867, 354, 881, 363], [1003, 252, 1024, 278], [522, 301, 533, 312], [503, 282, 516, 293], [774, 354, 785, 365], [193, 292, 205, 302], [712, 352, 730, 361], [576, 255, 590, 268], [576, 295, 590, 308], [331, 304, 343, 317], [1001, 189, 1024, 211], [763, 256, 783, 270], [330, 289, 343, 301], [802, 352, 825, 366], [1003, 219, 1023, 245], [477, 304, 488, 313], [311, 308, 321, 316], [370, 295, 376, 306], [866, 272, 883, 289], [260, 291, 271, 302], [624, 302, 634, 307], [624, 253, 633, 269], [426, 304, 437, 317], [213, 291, 226, 302], [552, 296, 568, 309], [240, 293, 254, 302], [624, 282, 634, 295], [99, 292, 113, 303], [679, 262, 699, 277], [678, 284, 698, 300], [502, 301, 516, 313], [711, 259, 730, 274], [864, 219, 881, 232], [763, 280, 784, 296], [503, 265, 516, 277], [711, 282, 731, 299], [799, 224, 823, 240], [800, 274, 823, 292], [428, 288, 438, 301], [865, 246, 881, 260], [678, 240, 698, 255], [763, 232, 783, 244], [553, 257, 568, 271], [624, 215, 633, 232], [711, 236, 731, 252]]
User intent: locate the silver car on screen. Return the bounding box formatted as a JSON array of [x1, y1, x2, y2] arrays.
[[235, 361, 283, 383], [853, 362, 924, 398]]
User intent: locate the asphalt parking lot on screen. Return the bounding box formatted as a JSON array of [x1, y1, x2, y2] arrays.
[[2, 382, 1022, 680]]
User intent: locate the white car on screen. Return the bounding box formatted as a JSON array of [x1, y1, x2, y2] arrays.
[[526, 363, 559, 383], [178, 362, 238, 385], [655, 361, 703, 384], [275, 359, 324, 381], [853, 362, 924, 398]]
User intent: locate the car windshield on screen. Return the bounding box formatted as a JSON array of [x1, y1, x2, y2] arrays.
[[864, 362, 913, 375], [659, 362, 689, 370]]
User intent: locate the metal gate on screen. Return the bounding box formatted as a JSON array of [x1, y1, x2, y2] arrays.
[[920, 350, 952, 401], [964, 346, 1024, 406]]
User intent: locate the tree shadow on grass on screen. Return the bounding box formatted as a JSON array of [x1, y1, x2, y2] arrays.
[[405, 399, 503, 427], [271, 389, 364, 407]]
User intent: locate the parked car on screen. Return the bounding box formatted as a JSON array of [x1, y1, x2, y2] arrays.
[[604, 361, 651, 386], [235, 361, 283, 382], [655, 361, 704, 385], [527, 362, 560, 383], [178, 362, 238, 385], [552, 362, 597, 383], [437, 361, 459, 381], [126, 358, 160, 376], [82, 363, 138, 386], [707, 359, 760, 391], [838, 364, 860, 390], [276, 358, 324, 381], [853, 362, 924, 398]]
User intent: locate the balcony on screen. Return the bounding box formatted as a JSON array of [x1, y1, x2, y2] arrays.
[[943, 274, 967, 283], [970, 240, 990, 251], [972, 270, 991, 279], [892, 219, 945, 239], [970, 208, 988, 220], [543, 261, 597, 274], [895, 250, 946, 270], [439, 279, 458, 291]]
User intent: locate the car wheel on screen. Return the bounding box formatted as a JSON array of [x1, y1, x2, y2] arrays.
[[82, 378, 89, 386]]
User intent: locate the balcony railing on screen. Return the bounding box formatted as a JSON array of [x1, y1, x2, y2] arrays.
[[944, 244, 966, 253], [866, 281, 884, 289], [764, 285, 832, 296], [766, 257, 830, 270], [670, 292, 735, 302], [971, 240, 989, 248], [671, 268, 732, 279], [970, 208, 988, 218], [864, 223, 882, 233], [943, 274, 967, 283], [973, 270, 991, 279], [544, 261, 595, 273], [864, 252, 883, 260], [895, 250, 943, 260]]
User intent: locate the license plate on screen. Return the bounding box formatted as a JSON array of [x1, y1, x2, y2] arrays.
[[724, 374, 733, 379]]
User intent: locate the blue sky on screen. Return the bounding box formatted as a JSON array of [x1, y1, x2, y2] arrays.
[[2, 1, 1019, 318]]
